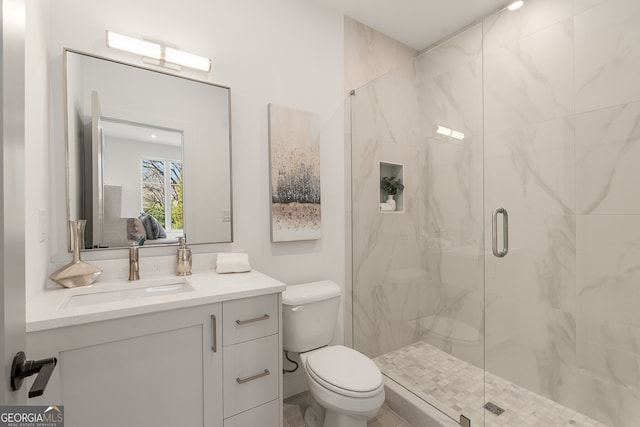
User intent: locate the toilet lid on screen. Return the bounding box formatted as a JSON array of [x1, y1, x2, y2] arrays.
[[305, 345, 383, 397]]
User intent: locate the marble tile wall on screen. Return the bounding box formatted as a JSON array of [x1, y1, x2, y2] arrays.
[[344, 17, 417, 349], [482, 0, 579, 415], [483, 1, 640, 425], [416, 24, 485, 369], [571, 2, 640, 422], [351, 60, 424, 357], [344, 17, 418, 95], [351, 0, 640, 425], [352, 24, 487, 363]]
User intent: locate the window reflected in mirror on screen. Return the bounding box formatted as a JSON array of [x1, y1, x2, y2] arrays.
[[141, 159, 183, 232]]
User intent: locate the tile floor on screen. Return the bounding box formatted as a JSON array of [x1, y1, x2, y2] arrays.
[[374, 341, 608, 427], [283, 391, 413, 427]]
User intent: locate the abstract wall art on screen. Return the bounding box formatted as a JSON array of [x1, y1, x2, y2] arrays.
[[268, 104, 321, 242]]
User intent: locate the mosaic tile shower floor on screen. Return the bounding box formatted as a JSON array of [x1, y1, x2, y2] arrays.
[[374, 341, 608, 427]]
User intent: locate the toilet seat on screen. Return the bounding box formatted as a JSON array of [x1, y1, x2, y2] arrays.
[[304, 345, 383, 398]]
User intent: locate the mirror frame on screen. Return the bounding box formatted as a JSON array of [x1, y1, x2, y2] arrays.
[[63, 48, 233, 252]]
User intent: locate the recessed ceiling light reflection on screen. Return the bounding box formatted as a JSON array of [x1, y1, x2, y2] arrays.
[[149, 134, 158, 139]]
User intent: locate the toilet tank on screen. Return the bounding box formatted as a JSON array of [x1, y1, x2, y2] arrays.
[[282, 281, 341, 353]]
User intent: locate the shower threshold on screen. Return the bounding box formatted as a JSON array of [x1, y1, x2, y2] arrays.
[[374, 341, 607, 427]]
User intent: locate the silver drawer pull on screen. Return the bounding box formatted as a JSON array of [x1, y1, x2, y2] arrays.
[[236, 314, 270, 325], [236, 369, 270, 384]]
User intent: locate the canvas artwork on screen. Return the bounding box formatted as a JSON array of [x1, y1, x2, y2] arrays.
[[268, 104, 321, 242]]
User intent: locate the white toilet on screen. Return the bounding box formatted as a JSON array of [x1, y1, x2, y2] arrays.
[[282, 281, 385, 427]]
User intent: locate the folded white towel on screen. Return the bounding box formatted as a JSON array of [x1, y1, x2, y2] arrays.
[[380, 203, 393, 211], [216, 252, 252, 274]]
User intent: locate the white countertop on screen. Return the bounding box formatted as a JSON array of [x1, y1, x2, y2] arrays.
[[27, 269, 285, 333]]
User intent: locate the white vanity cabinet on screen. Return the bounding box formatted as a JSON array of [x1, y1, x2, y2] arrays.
[[26, 292, 282, 427], [222, 294, 281, 427]]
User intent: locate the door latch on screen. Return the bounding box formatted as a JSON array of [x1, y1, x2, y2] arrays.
[[10, 351, 57, 398]]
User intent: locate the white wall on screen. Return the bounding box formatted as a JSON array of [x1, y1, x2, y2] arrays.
[[26, 1, 345, 319], [25, 0, 51, 302]]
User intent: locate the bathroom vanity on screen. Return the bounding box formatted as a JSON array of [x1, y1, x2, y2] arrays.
[[26, 270, 284, 427], [31, 46, 282, 426]]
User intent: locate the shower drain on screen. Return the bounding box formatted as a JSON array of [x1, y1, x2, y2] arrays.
[[484, 402, 505, 416]]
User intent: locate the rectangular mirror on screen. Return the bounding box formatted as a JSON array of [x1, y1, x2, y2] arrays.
[[64, 49, 232, 250]]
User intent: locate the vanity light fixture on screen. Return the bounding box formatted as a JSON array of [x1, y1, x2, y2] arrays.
[[507, 0, 524, 11], [105, 31, 211, 73]]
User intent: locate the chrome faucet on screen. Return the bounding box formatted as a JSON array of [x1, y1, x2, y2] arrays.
[[128, 242, 140, 281]]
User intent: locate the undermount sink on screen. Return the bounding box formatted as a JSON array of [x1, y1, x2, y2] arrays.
[[63, 278, 194, 308]]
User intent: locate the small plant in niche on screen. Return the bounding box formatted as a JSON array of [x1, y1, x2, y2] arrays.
[[381, 176, 404, 196]]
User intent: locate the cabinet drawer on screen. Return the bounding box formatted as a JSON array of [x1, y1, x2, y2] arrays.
[[223, 294, 278, 346], [223, 334, 279, 417], [223, 399, 280, 427]]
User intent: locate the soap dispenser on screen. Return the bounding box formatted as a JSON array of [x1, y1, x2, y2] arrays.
[[176, 236, 192, 276]]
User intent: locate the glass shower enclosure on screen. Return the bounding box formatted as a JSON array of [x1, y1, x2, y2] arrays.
[[350, 1, 640, 426]]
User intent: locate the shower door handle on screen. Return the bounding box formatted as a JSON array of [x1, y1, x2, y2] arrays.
[[492, 207, 508, 258]]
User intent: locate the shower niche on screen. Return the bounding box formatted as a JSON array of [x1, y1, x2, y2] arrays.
[[379, 161, 404, 213]]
